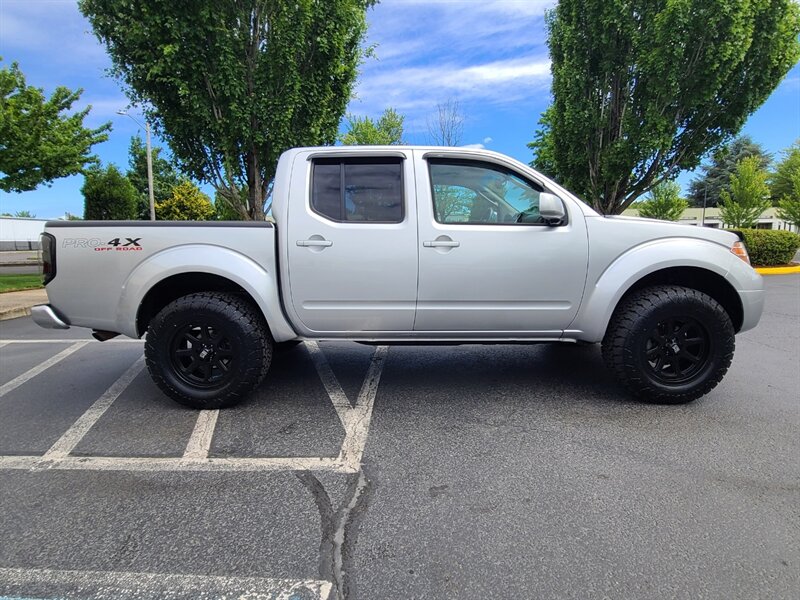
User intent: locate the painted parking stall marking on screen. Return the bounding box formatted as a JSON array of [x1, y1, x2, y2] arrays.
[[41, 355, 146, 460], [0, 567, 332, 600], [0, 339, 388, 474], [0, 341, 88, 398]]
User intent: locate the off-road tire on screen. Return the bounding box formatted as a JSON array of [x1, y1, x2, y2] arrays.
[[602, 285, 735, 404], [145, 292, 272, 409]]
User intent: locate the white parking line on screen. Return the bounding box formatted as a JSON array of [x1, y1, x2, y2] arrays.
[[35, 455, 356, 473], [182, 409, 219, 459], [0, 341, 9, 349], [0, 341, 89, 398], [0, 339, 143, 343], [0, 566, 332, 599], [41, 356, 145, 460], [0, 342, 387, 474], [339, 346, 388, 470], [305, 341, 354, 426]]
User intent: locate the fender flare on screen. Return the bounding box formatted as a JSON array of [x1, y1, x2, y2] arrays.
[[569, 238, 737, 342], [114, 244, 296, 341]]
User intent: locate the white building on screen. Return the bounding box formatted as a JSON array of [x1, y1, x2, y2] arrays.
[[0, 217, 49, 251], [623, 207, 798, 232]]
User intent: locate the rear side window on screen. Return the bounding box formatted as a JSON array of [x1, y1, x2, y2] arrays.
[[311, 158, 404, 223]]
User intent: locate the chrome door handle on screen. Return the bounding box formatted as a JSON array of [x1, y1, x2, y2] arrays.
[[297, 239, 333, 247], [423, 240, 460, 248]]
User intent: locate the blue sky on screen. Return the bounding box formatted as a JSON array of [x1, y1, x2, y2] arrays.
[[1, 0, 798, 219]]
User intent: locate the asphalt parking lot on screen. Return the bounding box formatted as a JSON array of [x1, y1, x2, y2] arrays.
[[0, 274, 798, 599]]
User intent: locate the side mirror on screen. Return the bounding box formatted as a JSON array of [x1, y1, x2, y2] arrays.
[[539, 193, 566, 226]]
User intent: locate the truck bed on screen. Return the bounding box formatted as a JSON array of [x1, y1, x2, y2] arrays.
[[43, 221, 279, 338]]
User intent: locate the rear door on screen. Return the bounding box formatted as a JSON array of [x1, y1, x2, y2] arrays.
[[285, 150, 418, 334], [413, 151, 589, 335]]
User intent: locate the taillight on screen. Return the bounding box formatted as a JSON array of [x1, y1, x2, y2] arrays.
[[41, 232, 56, 285], [731, 241, 750, 265]]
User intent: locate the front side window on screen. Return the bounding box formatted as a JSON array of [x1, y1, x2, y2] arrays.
[[311, 158, 403, 223], [429, 160, 544, 225]]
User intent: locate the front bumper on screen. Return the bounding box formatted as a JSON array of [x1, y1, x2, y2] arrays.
[[30, 304, 70, 330]]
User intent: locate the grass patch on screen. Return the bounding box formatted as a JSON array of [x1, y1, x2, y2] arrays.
[[0, 274, 43, 293]]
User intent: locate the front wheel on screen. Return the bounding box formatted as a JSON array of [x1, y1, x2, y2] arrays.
[[145, 292, 272, 409], [602, 285, 735, 404]]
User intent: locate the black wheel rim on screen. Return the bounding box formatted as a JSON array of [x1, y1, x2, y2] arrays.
[[169, 320, 237, 389], [644, 316, 711, 385]]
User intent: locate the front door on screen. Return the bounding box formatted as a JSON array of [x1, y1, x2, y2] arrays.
[[286, 152, 418, 334], [413, 152, 588, 335]]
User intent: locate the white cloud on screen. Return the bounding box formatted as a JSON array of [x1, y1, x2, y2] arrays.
[[354, 0, 554, 122], [483, 137, 493, 144], [354, 55, 551, 115]]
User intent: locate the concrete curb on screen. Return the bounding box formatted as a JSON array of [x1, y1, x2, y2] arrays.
[[0, 306, 33, 321], [0, 288, 48, 322], [755, 265, 800, 275]]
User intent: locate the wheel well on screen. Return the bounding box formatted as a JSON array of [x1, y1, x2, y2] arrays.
[[136, 272, 259, 336], [616, 267, 744, 332]]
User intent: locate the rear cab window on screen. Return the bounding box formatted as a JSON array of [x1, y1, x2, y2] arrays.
[[311, 157, 404, 223]]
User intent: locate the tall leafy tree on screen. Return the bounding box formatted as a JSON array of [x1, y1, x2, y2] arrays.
[[541, 0, 800, 214], [776, 174, 800, 230], [719, 156, 772, 228], [527, 106, 558, 180], [634, 181, 688, 221], [80, 0, 375, 221], [127, 136, 182, 220], [340, 108, 404, 145], [0, 60, 110, 193], [82, 165, 137, 220], [770, 140, 800, 205], [687, 136, 772, 208]]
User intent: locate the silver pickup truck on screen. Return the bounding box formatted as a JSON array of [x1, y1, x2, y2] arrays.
[[32, 146, 764, 409]]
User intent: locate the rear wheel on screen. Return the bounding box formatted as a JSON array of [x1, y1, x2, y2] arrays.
[[145, 292, 272, 409], [602, 285, 735, 404]]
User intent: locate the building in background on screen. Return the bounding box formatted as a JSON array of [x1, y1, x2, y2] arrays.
[[622, 207, 797, 231], [0, 217, 48, 251]]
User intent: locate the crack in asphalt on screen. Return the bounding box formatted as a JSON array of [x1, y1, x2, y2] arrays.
[[296, 469, 372, 600]]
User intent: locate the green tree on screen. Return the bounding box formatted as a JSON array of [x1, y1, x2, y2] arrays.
[[340, 108, 404, 145], [127, 136, 182, 220], [213, 189, 245, 220], [719, 156, 772, 228], [0, 60, 110, 193], [155, 181, 214, 221], [13, 210, 36, 218], [82, 165, 137, 220], [527, 106, 558, 180], [80, 0, 375, 221], [770, 140, 800, 205], [688, 136, 772, 208], [634, 181, 688, 221], [541, 0, 800, 215], [776, 170, 800, 229]]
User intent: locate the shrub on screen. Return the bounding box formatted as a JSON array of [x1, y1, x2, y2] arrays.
[[155, 181, 214, 221], [82, 164, 137, 220], [728, 229, 800, 266]]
